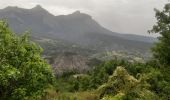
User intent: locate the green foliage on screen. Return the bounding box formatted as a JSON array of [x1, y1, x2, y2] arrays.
[[55, 92, 99, 100], [101, 93, 125, 100], [149, 3, 170, 66], [2, 3, 170, 99], [97, 66, 159, 100], [0, 21, 54, 100], [55, 59, 149, 92], [86, 59, 147, 91], [54, 57, 169, 99], [97, 66, 138, 98], [149, 3, 170, 99], [47, 3, 170, 98]]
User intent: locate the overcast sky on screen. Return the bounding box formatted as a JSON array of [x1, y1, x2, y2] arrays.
[[0, 0, 168, 37]]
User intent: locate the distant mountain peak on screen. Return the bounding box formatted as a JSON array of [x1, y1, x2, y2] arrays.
[[2, 5, 47, 13], [73, 10, 81, 14], [3, 6, 20, 11], [69, 10, 92, 19], [5, 6, 18, 9], [31, 5, 50, 15], [32, 5, 43, 10]]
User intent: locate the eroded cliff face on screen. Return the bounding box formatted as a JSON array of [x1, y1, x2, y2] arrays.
[[46, 52, 91, 75]]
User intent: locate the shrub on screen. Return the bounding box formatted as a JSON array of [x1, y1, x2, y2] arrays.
[[0, 21, 54, 100]]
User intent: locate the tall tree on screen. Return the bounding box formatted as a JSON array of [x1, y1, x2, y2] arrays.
[[149, 3, 170, 99], [149, 3, 170, 66], [0, 21, 54, 100]]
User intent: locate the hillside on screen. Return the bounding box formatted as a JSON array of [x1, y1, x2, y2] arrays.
[[0, 5, 155, 53], [0, 5, 156, 74]]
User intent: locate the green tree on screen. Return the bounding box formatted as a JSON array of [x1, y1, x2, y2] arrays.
[[0, 21, 54, 100], [149, 3, 170, 66], [149, 3, 170, 99]]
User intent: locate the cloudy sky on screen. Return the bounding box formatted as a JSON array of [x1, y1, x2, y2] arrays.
[[0, 0, 168, 37]]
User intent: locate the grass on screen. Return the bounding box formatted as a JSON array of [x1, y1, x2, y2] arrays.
[[42, 89, 99, 100], [55, 92, 99, 100]]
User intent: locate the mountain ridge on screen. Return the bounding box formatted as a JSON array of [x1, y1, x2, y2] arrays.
[[0, 5, 155, 53]]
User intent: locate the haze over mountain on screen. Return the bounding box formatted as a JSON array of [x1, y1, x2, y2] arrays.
[[0, 5, 155, 53]]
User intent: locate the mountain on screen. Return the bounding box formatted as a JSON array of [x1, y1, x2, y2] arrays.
[[0, 5, 155, 53]]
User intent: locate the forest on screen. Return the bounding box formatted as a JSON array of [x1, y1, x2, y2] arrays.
[[0, 2, 170, 100]]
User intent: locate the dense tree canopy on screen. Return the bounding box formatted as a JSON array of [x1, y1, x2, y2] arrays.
[[149, 3, 170, 66], [0, 21, 54, 100], [149, 3, 170, 99]]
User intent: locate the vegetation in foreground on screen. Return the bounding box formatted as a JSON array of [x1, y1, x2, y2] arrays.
[[0, 2, 170, 100], [0, 21, 55, 100]]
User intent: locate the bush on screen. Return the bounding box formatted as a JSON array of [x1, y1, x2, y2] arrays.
[[97, 66, 159, 100], [0, 21, 54, 100]]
